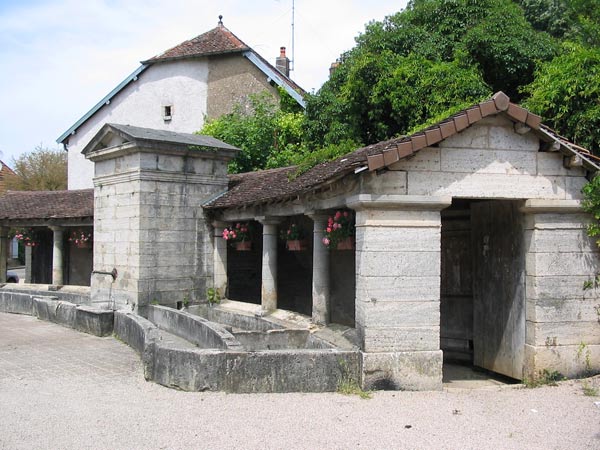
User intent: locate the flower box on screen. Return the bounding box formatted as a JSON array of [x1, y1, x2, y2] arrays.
[[76, 241, 92, 249], [335, 236, 355, 250], [234, 241, 252, 251], [286, 239, 308, 251]]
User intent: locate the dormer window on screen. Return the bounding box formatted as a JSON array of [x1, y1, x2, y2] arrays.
[[163, 105, 173, 121]]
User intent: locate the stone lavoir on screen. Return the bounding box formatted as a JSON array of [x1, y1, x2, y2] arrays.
[[1, 92, 599, 392]]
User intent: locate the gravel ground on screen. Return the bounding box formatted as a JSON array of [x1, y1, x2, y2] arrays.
[[1, 313, 599, 450]]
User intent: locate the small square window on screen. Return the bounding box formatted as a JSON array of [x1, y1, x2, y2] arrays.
[[163, 105, 172, 121]]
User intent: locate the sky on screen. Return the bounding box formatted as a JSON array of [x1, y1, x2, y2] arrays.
[[0, 0, 408, 166]]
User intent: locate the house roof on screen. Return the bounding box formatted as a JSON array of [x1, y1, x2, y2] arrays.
[[57, 20, 306, 145], [82, 123, 241, 155], [141, 22, 249, 63], [204, 92, 600, 211], [0, 189, 93, 222]]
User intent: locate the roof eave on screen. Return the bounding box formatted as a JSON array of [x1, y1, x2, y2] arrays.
[[243, 51, 306, 108], [140, 48, 249, 65], [56, 64, 148, 144]]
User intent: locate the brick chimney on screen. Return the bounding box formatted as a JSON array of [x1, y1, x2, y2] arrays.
[[329, 59, 341, 77], [275, 46, 290, 77]]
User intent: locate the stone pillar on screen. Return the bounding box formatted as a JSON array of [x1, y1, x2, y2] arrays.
[[522, 199, 600, 379], [258, 217, 281, 313], [348, 194, 451, 391], [25, 246, 32, 283], [213, 221, 228, 297], [86, 130, 238, 312], [50, 226, 65, 285], [0, 227, 7, 283], [308, 213, 330, 324]]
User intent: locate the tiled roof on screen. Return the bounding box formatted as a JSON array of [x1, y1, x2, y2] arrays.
[[0, 189, 93, 221], [90, 123, 240, 152], [142, 24, 250, 63], [205, 92, 599, 211]]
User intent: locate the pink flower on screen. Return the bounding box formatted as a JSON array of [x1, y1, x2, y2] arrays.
[[343, 211, 349, 217], [326, 227, 332, 233], [335, 211, 342, 220], [322, 237, 330, 246], [236, 223, 241, 229]]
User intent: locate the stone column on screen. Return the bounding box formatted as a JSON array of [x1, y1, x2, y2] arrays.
[[50, 226, 64, 285], [348, 194, 451, 391], [212, 220, 228, 297], [258, 217, 281, 313], [308, 212, 330, 325], [522, 199, 600, 379], [25, 246, 32, 283], [0, 227, 7, 283]]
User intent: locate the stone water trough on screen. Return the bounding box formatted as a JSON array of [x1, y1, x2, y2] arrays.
[[115, 303, 361, 393]]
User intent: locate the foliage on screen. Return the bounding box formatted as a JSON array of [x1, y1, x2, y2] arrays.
[[524, 369, 565, 387], [199, 92, 304, 173], [322, 210, 355, 249], [582, 379, 599, 396], [221, 222, 251, 243], [206, 288, 221, 305], [4, 146, 67, 191], [303, 0, 557, 148], [522, 43, 600, 152], [280, 223, 305, 241], [336, 359, 372, 399]]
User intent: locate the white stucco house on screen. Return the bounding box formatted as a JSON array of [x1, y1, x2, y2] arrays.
[[57, 17, 305, 190]]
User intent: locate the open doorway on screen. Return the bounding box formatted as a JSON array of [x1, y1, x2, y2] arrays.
[[441, 199, 525, 385]]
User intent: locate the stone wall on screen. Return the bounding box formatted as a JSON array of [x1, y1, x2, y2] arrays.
[[523, 202, 600, 378], [388, 115, 586, 201], [90, 145, 233, 312]]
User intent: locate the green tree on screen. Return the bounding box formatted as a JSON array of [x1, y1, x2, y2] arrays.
[[4, 146, 67, 191], [522, 43, 600, 152], [199, 92, 304, 173], [304, 0, 556, 148]]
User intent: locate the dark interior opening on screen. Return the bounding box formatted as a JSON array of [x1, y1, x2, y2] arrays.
[[441, 199, 525, 382]]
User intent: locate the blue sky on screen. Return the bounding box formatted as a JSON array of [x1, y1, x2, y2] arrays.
[[0, 0, 407, 166]]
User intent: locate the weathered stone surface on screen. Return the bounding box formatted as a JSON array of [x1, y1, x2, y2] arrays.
[[361, 350, 443, 391], [147, 305, 242, 350], [361, 326, 440, 352], [389, 148, 441, 172], [75, 306, 114, 337], [537, 152, 585, 177], [355, 209, 442, 228], [441, 148, 537, 175], [408, 171, 567, 199], [0, 291, 34, 315], [524, 229, 598, 253], [356, 300, 439, 328], [526, 275, 599, 300], [360, 171, 407, 195], [523, 212, 589, 230], [526, 320, 600, 346], [357, 251, 440, 277], [232, 329, 326, 351], [527, 297, 600, 322], [524, 344, 600, 379], [356, 276, 440, 302], [526, 252, 600, 277], [356, 228, 441, 252], [33, 297, 76, 328]]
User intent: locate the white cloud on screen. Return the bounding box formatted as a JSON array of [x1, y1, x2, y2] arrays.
[[0, 0, 407, 164]]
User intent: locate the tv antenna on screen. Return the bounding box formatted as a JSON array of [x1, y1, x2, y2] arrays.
[[290, 0, 295, 72]]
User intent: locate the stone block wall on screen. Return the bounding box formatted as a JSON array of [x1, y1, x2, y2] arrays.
[[389, 115, 586, 201], [90, 147, 232, 311], [523, 203, 600, 378], [351, 196, 450, 390]]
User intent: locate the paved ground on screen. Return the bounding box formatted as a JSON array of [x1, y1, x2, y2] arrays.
[[1, 312, 599, 450]]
